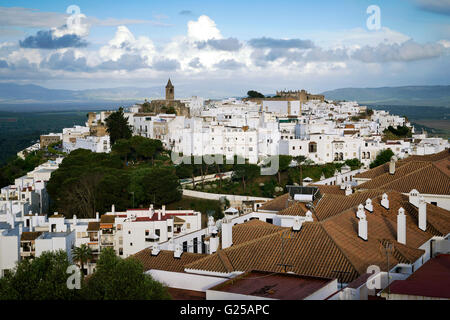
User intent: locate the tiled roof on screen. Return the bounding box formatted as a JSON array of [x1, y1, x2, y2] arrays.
[[87, 222, 100, 231], [277, 202, 310, 217], [313, 185, 346, 196], [357, 162, 450, 195], [258, 193, 290, 211], [100, 215, 115, 223], [185, 191, 450, 283], [133, 249, 207, 273], [232, 219, 283, 245], [21, 231, 42, 241]]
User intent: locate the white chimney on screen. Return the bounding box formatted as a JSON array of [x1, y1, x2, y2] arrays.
[[305, 210, 313, 222], [381, 193, 389, 209], [168, 239, 175, 251], [389, 156, 397, 175], [418, 196, 427, 231], [358, 213, 368, 241], [19, 224, 23, 235], [356, 204, 365, 219], [340, 183, 346, 190], [174, 244, 183, 259], [162, 205, 166, 216], [292, 216, 302, 232], [157, 210, 161, 220], [345, 184, 353, 196], [111, 204, 115, 214], [207, 216, 216, 235], [221, 219, 233, 249], [151, 243, 160, 256], [397, 207, 406, 245], [209, 235, 219, 254], [72, 214, 77, 226], [409, 189, 420, 207], [365, 198, 373, 213]]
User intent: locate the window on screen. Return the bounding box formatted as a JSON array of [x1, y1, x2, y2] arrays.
[[128, 230, 131, 234], [168, 226, 172, 232], [187, 223, 191, 229], [309, 142, 317, 153], [130, 243, 133, 246], [183, 241, 188, 252], [266, 218, 273, 224], [155, 229, 160, 237], [431, 202, 437, 206]]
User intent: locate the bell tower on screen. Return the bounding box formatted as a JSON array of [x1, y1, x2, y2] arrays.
[[165, 78, 174, 100]]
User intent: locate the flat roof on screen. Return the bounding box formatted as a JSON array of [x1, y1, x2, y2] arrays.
[[209, 270, 334, 300]]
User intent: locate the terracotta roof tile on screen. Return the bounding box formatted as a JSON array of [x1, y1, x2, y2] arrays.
[[258, 193, 290, 211], [133, 249, 207, 273]]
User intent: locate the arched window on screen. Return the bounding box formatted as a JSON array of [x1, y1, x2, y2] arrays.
[[309, 142, 317, 153]]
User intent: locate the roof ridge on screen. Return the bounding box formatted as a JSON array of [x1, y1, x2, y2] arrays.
[[217, 249, 234, 273], [360, 161, 433, 190]]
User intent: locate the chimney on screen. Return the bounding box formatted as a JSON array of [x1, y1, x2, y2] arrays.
[[418, 196, 427, 231], [95, 212, 99, 221], [207, 216, 216, 235], [221, 219, 233, 249], [365, 198, 373, 213], [292, 216, 302, 232], [19, 224, 23, 235], [381, 193, 389, 209], [72, 215, 77, 226], [389, 156, 397, 175], [111, 204, 115, 214], [397, 207, 406, 245], [356, 204, 365, 219], [345, 184, 353, 196], [209, 228, 219, 254], [340, 183, 346, 190], [358, 212, 368, 241], [174, 244, 183, 259], [157, 210, 161, 220], [151, 244, 160, 256], [305, 210, 313, 222], [409, 189, 420, 207], [162, 205, 166, 216]]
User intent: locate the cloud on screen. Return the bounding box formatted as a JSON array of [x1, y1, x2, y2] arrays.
[[0, 7, 170, 29], [351, 40, 446, 62], [19, 28, 88, 49], [152, 57, 180, 71], [40, 50, 89, 72], [248, 37, 314, 49], [0, 59, 8, 68], [196, 38, 242, 51], [188, 57, 203, 69], [214, 59, 245, 70], [99, 54, 149, 71], [187, 15, 222, 41], [414, 0, 450, 15], [179, 10, 194, 16]]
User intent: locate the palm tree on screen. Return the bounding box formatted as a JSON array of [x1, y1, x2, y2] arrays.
[[72, 244, 93, 275]]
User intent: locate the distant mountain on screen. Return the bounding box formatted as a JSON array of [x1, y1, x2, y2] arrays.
[[0, 83, 162, 104], [321, 86, 450, 107]]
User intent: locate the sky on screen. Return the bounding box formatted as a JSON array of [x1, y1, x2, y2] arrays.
[[0, 0, 449, 97]]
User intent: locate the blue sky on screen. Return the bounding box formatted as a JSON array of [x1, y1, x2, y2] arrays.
[[0, 0, 449, 97]]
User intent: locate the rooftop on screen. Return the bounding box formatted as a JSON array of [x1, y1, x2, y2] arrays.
[[209, 270, 334, 300]]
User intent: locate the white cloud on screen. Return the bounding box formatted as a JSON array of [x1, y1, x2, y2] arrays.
[[187, 15, 222, 41]]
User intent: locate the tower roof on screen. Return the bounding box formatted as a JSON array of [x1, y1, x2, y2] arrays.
[[166, 78, 173, 88]]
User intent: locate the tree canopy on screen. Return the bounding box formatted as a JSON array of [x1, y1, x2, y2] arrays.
[[247, 90, 265, 98], [370, 149, 395, 168], [105, 107, 132, 145]]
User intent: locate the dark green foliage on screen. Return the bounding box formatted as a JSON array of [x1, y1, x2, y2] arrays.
[[136, 167, 182, 206], [105, 107, 132, 145], [0, 151, 48, 188], [247, 90, 265, 98], [0, 250, 80, 300], [370, 149, 395, 168], [0, 249, 171, 300], [232, 163, 260, 192], [112, 136, 163, 165], [384, 125, 412, 138], [82, 248, 171, 300]]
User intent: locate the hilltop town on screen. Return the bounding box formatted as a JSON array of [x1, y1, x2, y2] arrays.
[[1, 80, 449, 300]]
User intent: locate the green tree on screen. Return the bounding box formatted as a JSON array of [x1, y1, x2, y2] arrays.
[[0, 250, 81, 300], [139, 167, 182, 206], [232, 163, 259, 192], [82, 248, 170, 300], [72, 244, 93, 275], [278, 155, 293, 184], [247, 90, 265, 98], [370, 149, 395, 168], [105, 107, 132, 145], [112, 139, 132, 165]]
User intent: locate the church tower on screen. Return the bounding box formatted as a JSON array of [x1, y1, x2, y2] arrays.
[[165, 78, 174, 100]]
